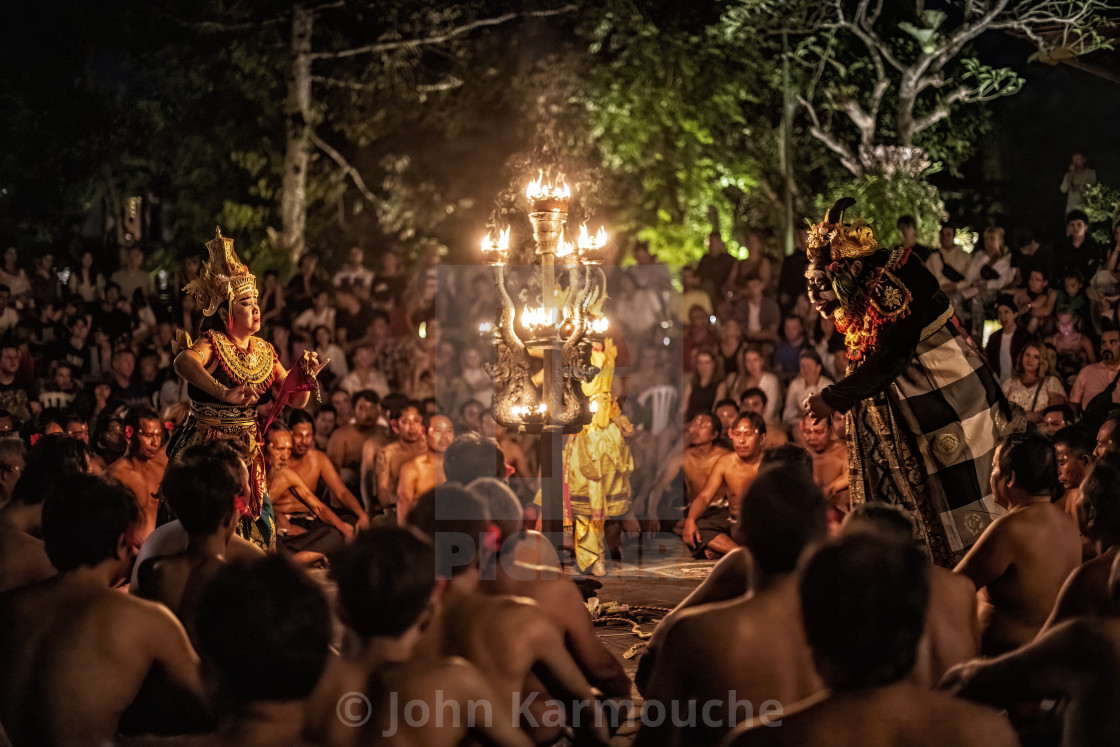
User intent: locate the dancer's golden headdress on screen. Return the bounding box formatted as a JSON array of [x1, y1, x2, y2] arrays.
[[182, 227, 257, 317], [806, 197, 879, 262]]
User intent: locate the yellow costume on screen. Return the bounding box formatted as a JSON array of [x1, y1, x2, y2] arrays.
[[564, 338, 634, 576]]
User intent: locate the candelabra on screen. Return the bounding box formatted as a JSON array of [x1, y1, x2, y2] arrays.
[[480, 174, 610, 541]]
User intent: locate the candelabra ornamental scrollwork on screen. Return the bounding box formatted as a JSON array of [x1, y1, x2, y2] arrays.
[[479, 174, 610, 435]]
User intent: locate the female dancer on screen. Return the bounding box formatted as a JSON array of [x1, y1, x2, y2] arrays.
[[167, 228, 323, 549]]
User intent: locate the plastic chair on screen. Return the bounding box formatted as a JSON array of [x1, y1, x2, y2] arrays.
[[637, 385, 677, 436]]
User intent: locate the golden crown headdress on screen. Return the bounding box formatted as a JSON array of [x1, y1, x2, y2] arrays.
[[182, 227, 257, 317], [806, 197, 879, 262]]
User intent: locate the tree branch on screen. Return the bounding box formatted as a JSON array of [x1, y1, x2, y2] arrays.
[[799, 95, 861, 175], [311, 4, 576, 60], [309, 130, 380, 205]]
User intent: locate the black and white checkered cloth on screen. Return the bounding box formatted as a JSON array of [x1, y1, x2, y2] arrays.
[[889, 323, 1009, 554]]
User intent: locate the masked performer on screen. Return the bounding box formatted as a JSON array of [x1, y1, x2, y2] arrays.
[[804, 198, 1010, 567], [565, 338, 635, 576], [165, 228, 324, 549]]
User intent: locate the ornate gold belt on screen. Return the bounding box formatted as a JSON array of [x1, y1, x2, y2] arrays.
[[189, 401, 259, 429], [920, 307, 954, 342]]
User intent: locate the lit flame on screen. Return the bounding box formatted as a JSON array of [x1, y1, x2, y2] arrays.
[[481, 227, 510, 260], [478, 322, 493, 334], [556, 228, 575, 259], [577, 224, 609, 251], [511, 403, 548, 419], [525, 170, 571, 202], [590, 317, 609, 334], [521, 306, 558, 329], [590, 398, 599, 414]]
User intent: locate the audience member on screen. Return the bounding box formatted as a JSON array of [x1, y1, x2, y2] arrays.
[[132, 441, 244, 623], [725, 533, 1017, 746], [954, 432, 1081, 655], [396, 413, 453, 524], [192, 555, 330, 746], [105, 405, 167, 547], [0, 475, 207, 745], [641, 469, 828, 746]]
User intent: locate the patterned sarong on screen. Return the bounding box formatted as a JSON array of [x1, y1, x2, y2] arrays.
[[849, 320, 1009, 567]]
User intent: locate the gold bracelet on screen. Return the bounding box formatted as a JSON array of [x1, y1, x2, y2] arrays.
[[211, 378, 226, 400]]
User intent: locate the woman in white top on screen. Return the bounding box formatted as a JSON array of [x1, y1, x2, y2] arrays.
[[1002, 341, 1066, 421], [717, 344, 782, 422]]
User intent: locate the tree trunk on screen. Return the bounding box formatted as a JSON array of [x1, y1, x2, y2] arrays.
[[281, 4, 313, 263]]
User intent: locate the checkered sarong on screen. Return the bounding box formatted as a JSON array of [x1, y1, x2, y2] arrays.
[[848, 321, 1009, 566]]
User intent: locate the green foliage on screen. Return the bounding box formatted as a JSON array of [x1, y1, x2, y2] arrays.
[[819, 173, 945, 250], [579, 2, 765, 266], [1083, 182, 1120, 243]]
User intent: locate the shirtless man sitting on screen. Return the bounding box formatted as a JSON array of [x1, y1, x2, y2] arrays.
[[105, 406, 168, 548], [191, 555, 331, 746], [266, 423, 353, 555], [0, 474, 207, 745], [800, 413, 850, 521], [639, 469, 827, 746], [132, 442, 245, 624], [725, 533, 1018, 747], [681, 411, 765, 559], [641, 413, 728, 536], [327, 390, 387, 509], [638, 445, 816, 696], [374, 402, 429, 515], [470, 478, 631, 703], [409, 486, 609, 744], [0, 435, 64, 593], [307, 527, 532, 747], [1043, 451, 1120, 630], [287, 408, 369, 529], [741, 388, 788, 449], [397, 413, 453, 524], [955, 432, 1082, 655], [843, 503, 979, 688], [1053, 424, 1096, 560]]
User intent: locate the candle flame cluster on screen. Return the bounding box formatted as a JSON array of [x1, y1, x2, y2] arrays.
[[480, 227, 511, 263], [525, 171, 571, 203], [590, 317, 609, 334], [511, 403, 547, 419], [521, 306, 558, 329]]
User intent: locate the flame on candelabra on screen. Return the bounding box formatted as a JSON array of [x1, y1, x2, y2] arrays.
[[525, 171, 571, 202], [521, 306, 558, 329], [511, 403, 547, 419], [577, 224, 608, 251], [555, 229, 575, 259], [481, 227, 511, 263]]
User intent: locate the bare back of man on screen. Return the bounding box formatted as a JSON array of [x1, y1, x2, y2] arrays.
[[424, 592, 609, 745], [641, 576, 823, 746], [1042, 545, 1120, 631], [0, 576, 204, 746], [911, 567, 980, 688], [0, 523, 54, 593], [106, 452, 168, 546], [956, 502, 1082, 655], [360, 658, 533, 747], [130, 520, 262, 589], [482, 551, 631, 701], [135, 553, 225, 623], [725, 682, 1017, 747]]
